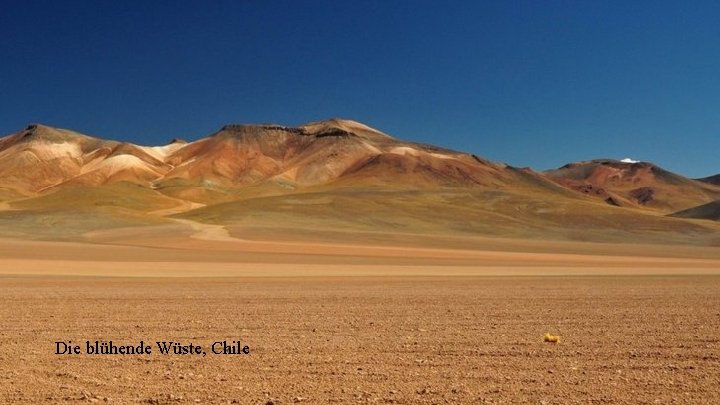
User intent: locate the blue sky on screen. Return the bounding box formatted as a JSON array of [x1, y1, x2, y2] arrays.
[[1, 1, 718, 177]]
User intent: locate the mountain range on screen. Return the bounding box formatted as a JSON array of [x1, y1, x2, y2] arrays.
[[0, 119, 718, 245]]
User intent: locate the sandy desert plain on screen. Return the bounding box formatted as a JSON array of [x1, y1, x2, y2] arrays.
[[1, 121, 720, 404], [2, 232, 720, 404]]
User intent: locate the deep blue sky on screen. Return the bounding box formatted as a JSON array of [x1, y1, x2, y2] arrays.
[[1, 1, 718, 177]]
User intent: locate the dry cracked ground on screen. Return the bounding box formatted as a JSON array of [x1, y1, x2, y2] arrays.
[[1, 276, 719, 404]]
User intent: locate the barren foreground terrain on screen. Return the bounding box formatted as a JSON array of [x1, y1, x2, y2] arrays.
[[2, 274, 720, 404]]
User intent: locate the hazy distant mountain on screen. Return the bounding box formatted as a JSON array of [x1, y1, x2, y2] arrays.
[[697, 174, 720, 186], [671, 200, 720, 221]]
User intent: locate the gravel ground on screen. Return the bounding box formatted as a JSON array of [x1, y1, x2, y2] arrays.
[[1, 276, 719, 404]]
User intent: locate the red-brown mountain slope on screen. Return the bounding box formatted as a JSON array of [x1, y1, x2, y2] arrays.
[[544, 159, 720, 212]]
